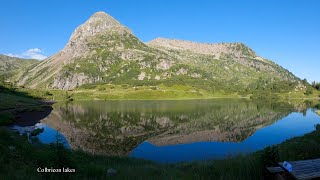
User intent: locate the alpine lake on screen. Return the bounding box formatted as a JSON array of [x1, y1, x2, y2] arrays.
[[22, 99, 320, 163]]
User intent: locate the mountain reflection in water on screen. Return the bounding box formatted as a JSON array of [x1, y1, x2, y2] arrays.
[[40, 99, 320, 162]]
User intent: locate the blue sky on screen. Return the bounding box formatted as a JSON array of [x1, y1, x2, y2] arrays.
[[0, 0, 319, 82]]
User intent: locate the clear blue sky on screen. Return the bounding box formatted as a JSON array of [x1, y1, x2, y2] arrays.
[[0, 0, 319, 82]]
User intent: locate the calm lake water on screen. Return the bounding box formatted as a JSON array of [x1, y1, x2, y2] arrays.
[[36, 99, 320, 163]]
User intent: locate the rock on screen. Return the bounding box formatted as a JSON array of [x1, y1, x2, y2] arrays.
[[155, 75, 161, 80], [107, 168, 117, 176], [138, 72, 146, 80], [147, 38, 256, 58], [156, 59, 172, 70]]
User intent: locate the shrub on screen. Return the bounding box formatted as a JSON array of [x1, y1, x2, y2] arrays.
[[44, 91, 53, 96], [48, 133, 73, 168], [30, 128, 44, 136], [0, 112, 15, 126], [98, 87, 106, 91], [121, 84, 130, 89], [150, 86, 157, 90], [65, 92, 74, 102], [305, 88, 313, 95], [260, 146, 279, 166]]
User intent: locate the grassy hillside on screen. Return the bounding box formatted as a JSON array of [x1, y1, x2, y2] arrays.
[[0, 54, 39, 82], [0, 82, 51, 126]]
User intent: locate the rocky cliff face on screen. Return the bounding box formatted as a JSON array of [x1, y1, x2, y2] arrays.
[[148, 38, 257, 59], [17, 11, 301, 91]]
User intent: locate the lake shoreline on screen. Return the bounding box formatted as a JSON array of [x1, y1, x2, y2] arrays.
[[14, 105, 53, 127], [8, 100, 55, 127]]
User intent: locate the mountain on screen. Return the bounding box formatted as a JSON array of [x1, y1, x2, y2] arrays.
[[17, 11, 303, 94], [0, 54, 39, 82]]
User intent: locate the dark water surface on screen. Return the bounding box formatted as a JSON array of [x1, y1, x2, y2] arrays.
[[37, 99, 320, 163]]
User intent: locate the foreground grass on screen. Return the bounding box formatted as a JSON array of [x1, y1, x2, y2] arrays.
[[1, 125, 320, 179], [275, 124, 320, 161], [0, 127, 262, 180]]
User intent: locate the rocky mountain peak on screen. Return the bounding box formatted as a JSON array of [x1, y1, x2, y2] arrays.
[[59, 11, 131, 59], [83, 11, 123, 31], [71, 11, 130, 38], [91, 11, 118, 21]]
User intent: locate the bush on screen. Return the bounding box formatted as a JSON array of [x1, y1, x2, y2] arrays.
[[98, 87, 106, 91], [49, 133, 73, 168], [305, 88, 313, 95], [150, 86, 157, 90], [0, 112, 14, 126], [121, 84, 130, 89], [65, 92, 74, 102], [30, 128, 44, 136], [44, 91, 53, 96], [312, 82, 320, 90], [260, 146, 279, 166]]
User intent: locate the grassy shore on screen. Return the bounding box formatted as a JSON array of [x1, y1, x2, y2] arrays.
[[0, 125, 319, 179], [14, 83, 320, 102], [20, 84, 243, 101], [0, 87, 52, 126]]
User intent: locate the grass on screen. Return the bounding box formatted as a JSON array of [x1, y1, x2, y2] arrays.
[[73, 83, 240, 100], [15, 84, 241, 101], [1, 125, 320, 179], [275, 124, 320, 161], [0, 87, 49, 126], [13, 83, 320, 102]]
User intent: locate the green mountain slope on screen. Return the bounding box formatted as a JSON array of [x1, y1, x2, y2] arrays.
[[17, 11, 305, 95], [0, 54, 39, 82]]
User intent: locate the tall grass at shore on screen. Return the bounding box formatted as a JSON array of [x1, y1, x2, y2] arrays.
[[1, 126, 320, 179]]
